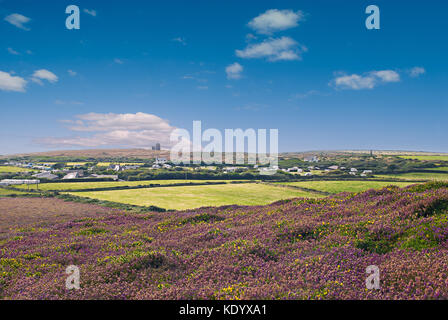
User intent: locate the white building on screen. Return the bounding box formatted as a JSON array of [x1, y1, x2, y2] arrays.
[[62, 172, 80, 180], [0, 179, 40, 185], [350, 168, 358, 172], [304, 156, 319, 163], [155, 158, 168, 165]]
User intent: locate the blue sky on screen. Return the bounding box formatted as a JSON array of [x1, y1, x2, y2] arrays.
[[1, 0, 447, 155]]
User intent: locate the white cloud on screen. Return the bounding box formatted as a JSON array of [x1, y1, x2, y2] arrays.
[[83, 9, 97, 17], [7, 47, 19, 55], [172, 37, 187, 45], [226, 62, 243, 79], [37, 112, 178, 149], [114, 58, 124, 64], [68, 70, 77, 76], [236, 36, 306, 61], [333, 74, 376, 90], [245, 33, 257, 42], [331, 70, 401, 90], [30, 78, 44, 85], [409, 66, 425, 78], [32, 69, 58, 84], [370, 70, 400, 83], [4, 13, 31, 30], [0, 70, 27, 92], [248, 9, 304, 35]]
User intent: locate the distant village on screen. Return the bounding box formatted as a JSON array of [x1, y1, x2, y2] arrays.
[[0, 153, 374, 186]]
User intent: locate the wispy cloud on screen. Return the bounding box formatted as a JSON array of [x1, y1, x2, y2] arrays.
[[37, 112, 178, 149], [172, 37, 187, 45], [31, 69, 58, 85], [331, 70, 400, 90], [0, 70, 27, 92], [7, 47, 20, 55], [114, 58, 124, 64], [289, 90, 325, 100], [236, 36, 307, 62], [248, 9, 305, 35], [83, 9, 97, 17], [4, 13, 31, 30], [226, 62, 243, 80], [67, 70, 77, 76], [409, 66, 426, 78]]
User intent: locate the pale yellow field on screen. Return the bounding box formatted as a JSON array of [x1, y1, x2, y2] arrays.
[[68, 183, 321, 210]]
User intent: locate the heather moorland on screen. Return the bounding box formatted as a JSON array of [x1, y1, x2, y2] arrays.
[[1, 182, 448, 299]]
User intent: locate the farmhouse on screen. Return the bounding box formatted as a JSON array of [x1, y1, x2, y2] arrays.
[[62, 172, 81, 179], [33, 172, 58, 180], [108, 164, 123, 172]]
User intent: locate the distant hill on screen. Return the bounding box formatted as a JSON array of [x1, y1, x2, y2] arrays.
[[2, 148, 171, 160], [2, 148, 446, 161]]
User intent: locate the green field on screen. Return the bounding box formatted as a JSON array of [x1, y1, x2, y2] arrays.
[[375, 172, 448, 181], [0, 166, 34, 173], [398, 155, 448, 161], [0, 188, 30, 196], [425, 167, 448, 172], [275, 180, 416, 194], [15, 179, 251, 191], [68, 183, 321, 210]]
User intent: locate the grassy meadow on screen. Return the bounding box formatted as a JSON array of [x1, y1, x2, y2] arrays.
[[275, 180, 416, 194], [398, 155, 448, 161], [375, 172, 448, 181], [14, 179, 250, 191], [68, 183, 322, 210], [0, 166, 34, 173], [0, 188, 30, 196]]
